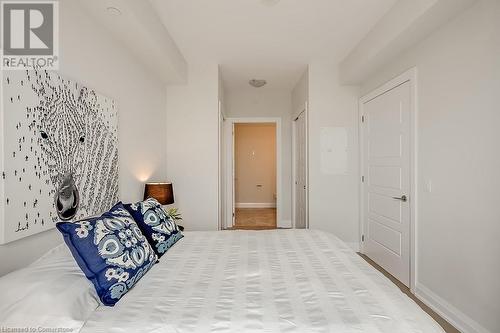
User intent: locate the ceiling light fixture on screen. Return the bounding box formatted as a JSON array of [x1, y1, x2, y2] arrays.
[[249, 79, 267, 88], [106, 6, 122, 16]]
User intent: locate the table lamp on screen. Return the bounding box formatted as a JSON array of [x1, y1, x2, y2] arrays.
[[144, 182, 174, 205]]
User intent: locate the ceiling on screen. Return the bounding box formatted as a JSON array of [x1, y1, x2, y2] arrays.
[[150, 0, 398, 91]]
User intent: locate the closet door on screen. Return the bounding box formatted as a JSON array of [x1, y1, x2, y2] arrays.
[[362, 81, 411, 287], [294, 111, 307, 229]]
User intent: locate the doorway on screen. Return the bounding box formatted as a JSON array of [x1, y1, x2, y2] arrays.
[[223, 118, 282, 230], [360, 68, 417, 289], [233, 123, 276, 230]]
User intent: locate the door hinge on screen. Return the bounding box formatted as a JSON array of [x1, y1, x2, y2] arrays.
[[232, 212, 235, 217], [361, 175, 365, 183], [361, 115, 365, 123], [362, 235, 365, 242]]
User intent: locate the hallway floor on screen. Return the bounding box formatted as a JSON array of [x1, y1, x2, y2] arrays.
[[232, 208, 277, 230]]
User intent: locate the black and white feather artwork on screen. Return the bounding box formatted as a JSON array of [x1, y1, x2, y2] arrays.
[[0, 70, 118, 244]]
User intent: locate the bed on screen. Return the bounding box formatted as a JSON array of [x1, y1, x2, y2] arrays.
[[0, 229, 444, 332]]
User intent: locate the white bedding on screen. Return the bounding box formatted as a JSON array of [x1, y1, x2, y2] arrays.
[[79, 230, 444, 333], [0, 244, 100, 331]]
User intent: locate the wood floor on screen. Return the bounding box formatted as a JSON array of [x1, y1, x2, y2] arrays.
[[231, 208, 277, 230], [358, 253, 460, 333]]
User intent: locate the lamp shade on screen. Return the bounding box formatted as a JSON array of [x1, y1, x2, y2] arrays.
[[144, 182, 174, 205]]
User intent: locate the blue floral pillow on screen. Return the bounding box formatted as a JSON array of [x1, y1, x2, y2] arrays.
[[56, 203, 157, 306], [124, 198, 183, 258]]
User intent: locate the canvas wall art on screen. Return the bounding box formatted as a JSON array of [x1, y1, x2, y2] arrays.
[[0, 70, 118, 244]]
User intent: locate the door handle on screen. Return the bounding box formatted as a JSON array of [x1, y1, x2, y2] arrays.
[[392, 195, 407, 202]]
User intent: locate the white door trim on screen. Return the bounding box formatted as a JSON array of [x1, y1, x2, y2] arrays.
[[359, 67, 418, 292], [224, 117, 283, 228], [217, 100, 224, 230], [0, 74, 5, 244], [292, 102, 309, 229]]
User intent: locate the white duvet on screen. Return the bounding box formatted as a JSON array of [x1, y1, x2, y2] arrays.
[[0, 230, 445, 332], [81, 230, 444, 333]]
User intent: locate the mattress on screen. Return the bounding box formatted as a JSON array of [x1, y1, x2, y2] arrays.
[[81, 229, 444, 333]]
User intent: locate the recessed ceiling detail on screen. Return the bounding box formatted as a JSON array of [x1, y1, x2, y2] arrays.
[[150, 0, 398, 90]]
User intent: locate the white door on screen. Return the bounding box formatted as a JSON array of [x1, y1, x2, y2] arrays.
[[294, 111, 307, 229], [362, 81, 411, 287]]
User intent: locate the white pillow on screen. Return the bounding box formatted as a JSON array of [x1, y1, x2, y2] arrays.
[[0, 244, 100, 331]]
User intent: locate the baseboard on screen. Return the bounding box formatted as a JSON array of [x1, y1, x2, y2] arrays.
[[236, 202, 276, 208], [415, 283, 490, 333], [278, 219, 292, 228]]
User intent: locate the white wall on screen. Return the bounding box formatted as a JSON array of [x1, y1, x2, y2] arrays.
[[225, 88, 292, 225], [308, 62, 360, 249], [0, 0, 168, 276], [361, 1, 500, 331], [166, 63, 220, 231]]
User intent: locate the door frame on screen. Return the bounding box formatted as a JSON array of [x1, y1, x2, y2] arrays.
[[217, 100, 225, 230], [359, 68, 418, 292], [224, 117, 282, 229], [0, 75, 4, 244], [292, 102, 309, 229]]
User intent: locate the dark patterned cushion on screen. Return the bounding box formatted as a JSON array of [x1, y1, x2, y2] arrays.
[[56, 203, 157, 306], [124, 198, 183, 258]]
